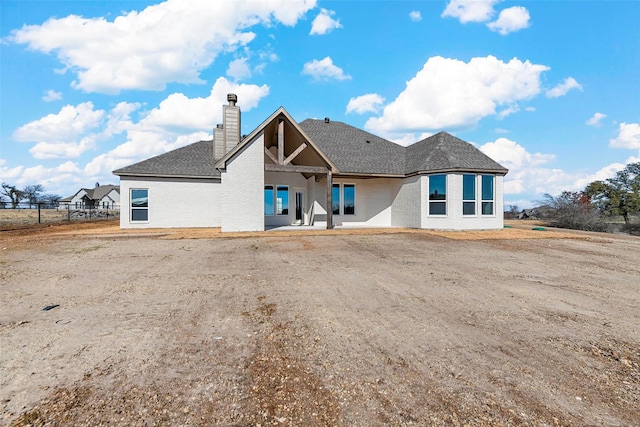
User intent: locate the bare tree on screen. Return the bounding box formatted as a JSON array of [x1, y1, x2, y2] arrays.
[[23, 184, 45, 208], [1, 183, 25, 209]]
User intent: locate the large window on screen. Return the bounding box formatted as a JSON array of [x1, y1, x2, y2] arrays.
[[481, 175, 494, 215], [264, 185, 274, 216], [429, 175, 446, 215], [331, 184, 356, 216], [131, 189, 148, 221], [462, 174, 476, 215], [343, 184, 355, 215], [332, 184, 340, 215], [276, 186, 289, 215]]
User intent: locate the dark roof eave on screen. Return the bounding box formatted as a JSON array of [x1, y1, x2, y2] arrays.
[[115, 172, 221, 180], [407, 167, 509, 176]]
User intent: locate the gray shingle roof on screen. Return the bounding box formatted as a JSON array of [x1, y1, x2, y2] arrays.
[[405, 131, 508, 174], [299, 119, 406, 175], [300, 119, 508, 175], [113, 140, 220, 178], [113, 118, 507, 179]]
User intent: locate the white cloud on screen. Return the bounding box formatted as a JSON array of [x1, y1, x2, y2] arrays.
[[487, 6, 530, 35], [364, 56, 549, 135], [441, 0, 500, 23], [586, 112, 606, 127], [346, 94, 385, 114], [0, 159, 24, 181], [497, 104, 520, 119], [227, 58, 252, 81], [140, 77, 269, 131], [409, 11, 422, 22], [302, 56, 351, 81], [525, 106, 536, 112], [8, 0, 316, 93], [546, 77, 583, 98], [29, 137, 98, 160], [609, 122, 640, 149], [14, 102, 104, 143], [42, 89, 62, 102], [479, 137, 569, 196], [310, 8, 342, 35]]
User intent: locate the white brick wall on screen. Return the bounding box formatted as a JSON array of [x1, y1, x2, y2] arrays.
[[119, 177, 220, 228], [391, 176, 421, 228], [220, 133, 265, 232], [421, 173, 504, 230]]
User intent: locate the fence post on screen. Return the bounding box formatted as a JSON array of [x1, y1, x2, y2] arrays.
[[67, 204, 70, 222], [38, 202, 42, 224]]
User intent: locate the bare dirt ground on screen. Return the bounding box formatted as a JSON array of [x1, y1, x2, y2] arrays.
[[1, 221, 639, 426]]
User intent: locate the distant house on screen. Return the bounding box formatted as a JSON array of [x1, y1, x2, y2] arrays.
[[114, 94, 508, 232], [60, 184, 120, 210]]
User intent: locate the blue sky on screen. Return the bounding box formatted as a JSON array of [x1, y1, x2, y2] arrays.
[[1, 0, 639, 208]]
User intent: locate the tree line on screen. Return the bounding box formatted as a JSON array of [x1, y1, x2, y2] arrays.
[[1, 183, 62, 209], [541, 162, 640, 234]]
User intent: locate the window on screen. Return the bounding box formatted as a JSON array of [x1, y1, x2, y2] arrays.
[[462, 174, 476, 215], [276, 186, 289, 215], [131, 189, 148, 221], [481, 175, 494, 215], [331, 184, 357, 216], [429, 175, 446, 215], [264, 185, 274, 216], [343, 184, 355, 215], [332, 184, 340, 215]]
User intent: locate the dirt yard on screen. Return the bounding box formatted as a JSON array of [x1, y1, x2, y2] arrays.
[[1, 221, 639, 426]]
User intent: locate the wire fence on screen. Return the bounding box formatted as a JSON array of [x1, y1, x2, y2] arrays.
[[0, 202, 120, 228]]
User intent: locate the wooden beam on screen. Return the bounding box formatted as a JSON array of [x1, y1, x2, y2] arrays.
[[265, 164, 328, 174], [326, 170, 333, 229], [264, 146, 278, 164], [277, 119, 284, 165], [283, 143, 307, 165]]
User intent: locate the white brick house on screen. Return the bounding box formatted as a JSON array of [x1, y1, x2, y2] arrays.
[[114, 95, 508, 232]]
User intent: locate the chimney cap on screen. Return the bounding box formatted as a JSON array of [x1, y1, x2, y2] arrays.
[[324, 117, 330, 123], [227, 93, 238, 105]]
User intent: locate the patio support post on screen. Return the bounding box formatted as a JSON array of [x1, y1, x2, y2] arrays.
[[326, 170, 333, 229]]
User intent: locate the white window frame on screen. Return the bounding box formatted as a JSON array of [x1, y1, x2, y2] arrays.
[[331, 183, 357, 216], [264, 185, 275, 216], [276, 185, 289, 216], [428, 174, 447, 216], [462, 174, 477, 216], [130, 188, 149, 222], [481, 175, 495, 216]]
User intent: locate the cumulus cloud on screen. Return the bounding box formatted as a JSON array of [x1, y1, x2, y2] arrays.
[[14, 102, 104, 144], [346, 94, 385, 114], [586, 112, 606, 127], [0, 158, 23, 181], [479, 137, 571, 196], [546, 77, 583, 98], [227, 58, 252, 81], [409, 11, 422, 22], [42, 90, 62, 102], [487, 6, 530, 35], [609, 122, 640, 149], [310, 8, 342, 35], [8, 77, 269, 188], [302, 57, 351, 81], [364, 55, 549, 135], [7, 0, 316, 93], [442, 0, 500, 23]]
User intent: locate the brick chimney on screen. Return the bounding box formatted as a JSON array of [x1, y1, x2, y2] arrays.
[[224, 93, 240, 153], [212, 94, 241, 160]]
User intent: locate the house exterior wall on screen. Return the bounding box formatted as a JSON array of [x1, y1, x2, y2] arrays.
[[264, 171, 311, 227], [391, 176, 421, 228], [119, 176, 220, 228], [421, 173, 504, 230], [220, 133, 265, 232]]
